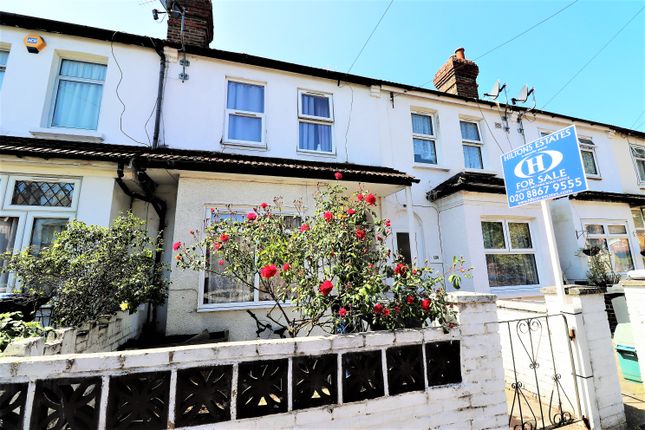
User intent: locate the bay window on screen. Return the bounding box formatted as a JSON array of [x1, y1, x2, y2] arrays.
[[632, 208, 645, 265], [298, 90, 334, 154], [481, 220, 539, 287], [0, 175, 79, 294], [411, 113, 437, 164], [460, 121, 483, 169], [584, 222, 634, 273], [225, 80, 265, 145], [51, 59, 107, 130]]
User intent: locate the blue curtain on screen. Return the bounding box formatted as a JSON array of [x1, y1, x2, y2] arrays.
[[460, 121, 480, 141], [299, 122, 331, 152], [52, 60, 106, 130], [413, 138, 436, 164], [228, 115, 262, 142], [411, 114, 433, 135], [301, 94, 330, 118], [227, 81, 264, 112], [463, 145, 483, 169]]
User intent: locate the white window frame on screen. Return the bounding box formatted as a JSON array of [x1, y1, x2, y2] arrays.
[[630, 144, 645, 184], [223, 78, 266, 148], [0, 210, 27, 296], [197, 206, 298, 311], [578, 137, 601, 179], [584, 221, 635, 273], [411, 111, 438, 165], [632, 208, 645, 265], [481, 219, 540, 289], [48, 58, 107, 130], [297, 89, 335, 155], [3, 176, 81, 212], [460, 120, 484, 170]]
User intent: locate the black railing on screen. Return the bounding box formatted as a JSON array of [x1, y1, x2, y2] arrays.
[[502, 314, 583, 430]]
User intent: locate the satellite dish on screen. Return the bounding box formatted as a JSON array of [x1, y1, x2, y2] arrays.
[[512, 84, 534, 105], [484, 80, 506, 100]]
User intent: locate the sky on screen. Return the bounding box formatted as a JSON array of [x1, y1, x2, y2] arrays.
[[2, 0, 644, 131]]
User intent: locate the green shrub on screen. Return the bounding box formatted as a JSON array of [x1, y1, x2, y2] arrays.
[[1, 213, 168, 327], [0, 311, 51, 352]]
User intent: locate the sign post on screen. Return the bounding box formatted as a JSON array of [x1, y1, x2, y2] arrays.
[[501, 125, 588, 301]]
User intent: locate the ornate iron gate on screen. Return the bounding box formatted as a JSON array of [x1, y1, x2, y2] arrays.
[[500, 314, 585, 430]]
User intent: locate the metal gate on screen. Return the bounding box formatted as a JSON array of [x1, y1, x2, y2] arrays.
[[500, 314, 585, 430]]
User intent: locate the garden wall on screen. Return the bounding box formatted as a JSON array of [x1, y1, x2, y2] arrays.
[[0, 292, 508, 430], [2, 307, 147, 357]]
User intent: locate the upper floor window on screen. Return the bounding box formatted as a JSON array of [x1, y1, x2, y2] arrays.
[[460, 121, 483, 169], [51, 60, 107, 130], [298, 90, 333, 153], [481, 220, 539, 287], [225, 80, 265, 145], [631, 145, 645, 183], [578, 138, 600, 177], [411, 113, 436, 164], [0, 50, 8, 90]]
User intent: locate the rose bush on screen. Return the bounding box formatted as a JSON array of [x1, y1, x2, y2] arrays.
[[176, 181, 471, 337]]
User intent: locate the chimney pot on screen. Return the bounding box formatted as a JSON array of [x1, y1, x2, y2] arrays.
[[433, 47, 480, 98]]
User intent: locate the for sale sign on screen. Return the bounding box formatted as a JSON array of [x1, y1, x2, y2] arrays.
[[501, 125, 588, 208]]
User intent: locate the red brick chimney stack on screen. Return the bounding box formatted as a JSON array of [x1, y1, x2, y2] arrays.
[[167, 0, 213, 48], [433, 48, 480, 99]]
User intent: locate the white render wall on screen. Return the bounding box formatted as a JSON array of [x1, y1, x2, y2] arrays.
[[2, 22, 645, 301]]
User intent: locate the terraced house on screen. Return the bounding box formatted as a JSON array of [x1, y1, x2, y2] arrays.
[[1, 2, 644, 340]]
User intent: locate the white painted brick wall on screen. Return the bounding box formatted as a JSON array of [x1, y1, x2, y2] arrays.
[[0, 292, 508, 430], [621, 279, 645, 385], [2, 307, 147, 357]]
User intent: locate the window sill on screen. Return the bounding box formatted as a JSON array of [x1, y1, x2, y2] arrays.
[[412, 163, 450, 172], [586, 175, 602, 181], [221, 140, 267, 150], [30, 128, 104, 143], [296, 149, 336, 158], [462, 168, 498, 176], [197, 301, 293, 312]]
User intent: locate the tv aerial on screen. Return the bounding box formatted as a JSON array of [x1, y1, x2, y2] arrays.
[[153, 0, 184, 21]]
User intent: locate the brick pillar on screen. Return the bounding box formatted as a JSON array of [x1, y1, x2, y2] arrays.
[[544, 287, 626, 429], [620, 279, 645, 384], [167, 0, 213, 48]]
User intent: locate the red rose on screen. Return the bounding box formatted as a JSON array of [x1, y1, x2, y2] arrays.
[[214, 242, 222, 250], [260, 202, 268, 209], [365, 194, 376, 205], [394, 263, 407, 276], [394, 306, 400, 314], [218, 259, 225, 266], [172, 241, 182, 251], [347, 208, 356, 215], [338, 307, 347, 317], [421, 298, 431, 311], [373, 303, 384, 314], [282, 263, 290, 272], [323, 211, 333, 222], [368, 263, 374, 269], [300, 223, 310, 232], [357, 193, 364, 201], [356, 229, 366, 240], [406, 295, 414, 305], [334, 171, 343, 180], [247, 212, 257, 221], [383, 308, 390, 317], [260, 264, 278, 279], [319, 280, 334, 296], [220, 234, 230, 242], [384, 218, 391, 227]]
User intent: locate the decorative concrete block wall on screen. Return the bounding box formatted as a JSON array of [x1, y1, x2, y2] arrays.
[[0, 292, 508, 430], [2, 308, 147, 357]]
